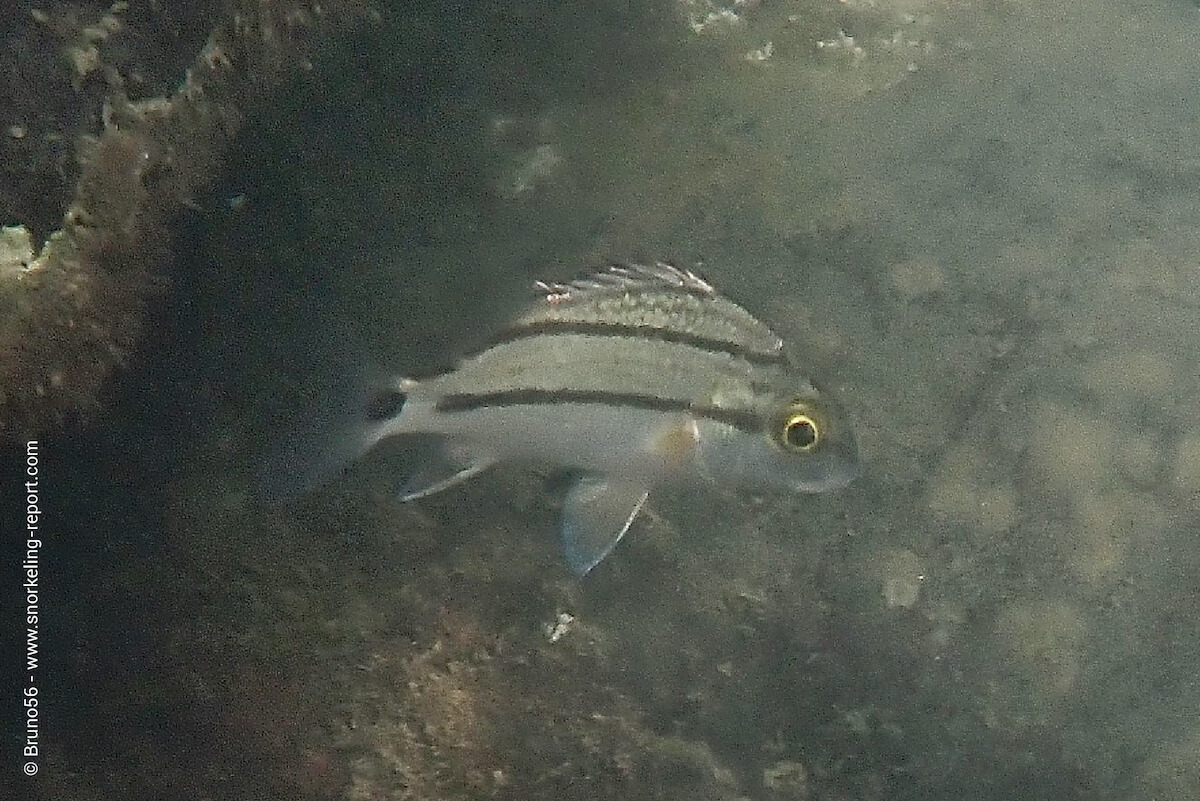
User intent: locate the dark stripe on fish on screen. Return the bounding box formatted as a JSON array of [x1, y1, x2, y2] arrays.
[[436, 389, 764, 434], [478, 321, 786, 367]]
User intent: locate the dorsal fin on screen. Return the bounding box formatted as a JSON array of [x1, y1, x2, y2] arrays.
[[534, 262, 715, 303], [515, 261, 784, 360]]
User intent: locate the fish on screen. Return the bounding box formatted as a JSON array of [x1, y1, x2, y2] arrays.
[[268, 262, 859, 574]]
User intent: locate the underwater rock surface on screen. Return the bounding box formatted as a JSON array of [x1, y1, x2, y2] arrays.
[[0, 0, 372, 438]]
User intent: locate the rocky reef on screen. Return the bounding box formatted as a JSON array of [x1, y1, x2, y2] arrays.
[[0, 0, 373, 439]]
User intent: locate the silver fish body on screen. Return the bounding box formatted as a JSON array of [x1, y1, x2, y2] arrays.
[[361, 263, 859, 574]]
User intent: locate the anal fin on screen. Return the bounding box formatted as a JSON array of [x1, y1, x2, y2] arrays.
[[399, 443, 494, 501], [560, 475, 650, 575]]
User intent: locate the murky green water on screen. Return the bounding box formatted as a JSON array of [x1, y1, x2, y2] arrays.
[[34, 0, 1200, 798]]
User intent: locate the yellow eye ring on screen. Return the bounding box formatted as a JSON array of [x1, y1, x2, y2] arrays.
[[782, 413, 820, 452]]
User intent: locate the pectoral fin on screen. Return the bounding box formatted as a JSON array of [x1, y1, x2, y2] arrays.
[[560, 475, 650, 575]]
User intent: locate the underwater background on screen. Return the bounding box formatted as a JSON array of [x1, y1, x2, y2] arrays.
[[6, 0, 1200, 798]]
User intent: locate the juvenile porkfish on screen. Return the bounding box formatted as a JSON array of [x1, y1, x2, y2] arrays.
[[278, 263, 859, 574]]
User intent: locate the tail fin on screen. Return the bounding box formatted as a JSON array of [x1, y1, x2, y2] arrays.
[[251, 304, 408, 503], [255, 375, 407, 502]]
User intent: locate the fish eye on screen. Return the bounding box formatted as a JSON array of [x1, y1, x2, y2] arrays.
[[782, 413, 819, 452]]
